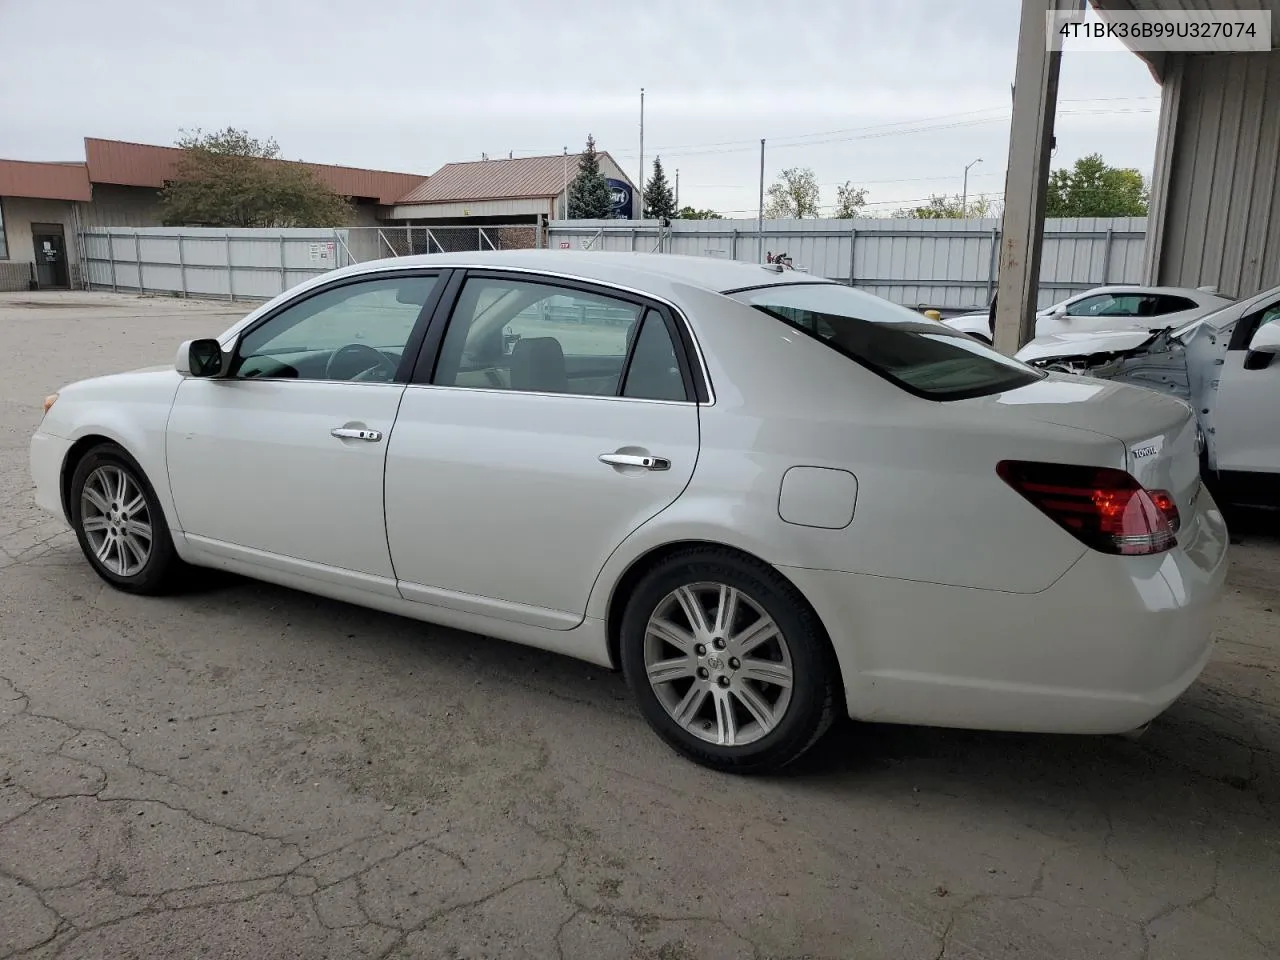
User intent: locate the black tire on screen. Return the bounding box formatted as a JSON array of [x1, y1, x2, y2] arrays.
[[619, 547, 842, 774], [68, 442, 187, 595]]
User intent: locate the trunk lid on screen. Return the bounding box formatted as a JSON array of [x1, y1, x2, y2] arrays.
[[965, 374, 1203, 515]]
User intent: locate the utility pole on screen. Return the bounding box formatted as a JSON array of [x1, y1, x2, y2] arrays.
[[638, 88, 645, 220], [962, 157, 982, 219], [993, 0, 1083, 355], [562, 147, 568, 220], [674, 169, 680, 210], [757, 139, 766, 262]]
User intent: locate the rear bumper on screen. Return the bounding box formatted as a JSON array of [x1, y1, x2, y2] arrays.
[[780, 484, 1230, 735], [30, 430, 73, 523]]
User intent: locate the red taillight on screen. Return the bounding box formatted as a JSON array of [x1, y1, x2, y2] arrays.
[[997, 460, 1180, 556]]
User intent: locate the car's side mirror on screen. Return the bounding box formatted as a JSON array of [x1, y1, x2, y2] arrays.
[[1244, 323, 1280, 371], [176, 338, 230, 377]]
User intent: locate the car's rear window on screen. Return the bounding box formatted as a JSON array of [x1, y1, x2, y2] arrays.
[[729, 282, 1044, 401]]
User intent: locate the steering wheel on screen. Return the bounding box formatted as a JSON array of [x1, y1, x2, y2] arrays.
[[325, 342, 398, 381]]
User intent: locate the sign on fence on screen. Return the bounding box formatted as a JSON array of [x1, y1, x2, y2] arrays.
[[308, 242, 334, 262]]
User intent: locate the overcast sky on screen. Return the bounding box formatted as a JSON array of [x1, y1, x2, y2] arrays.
[[0, 0, 1160, 215]]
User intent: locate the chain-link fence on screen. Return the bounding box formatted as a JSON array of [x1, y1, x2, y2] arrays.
[[344, 224, 541, 263]]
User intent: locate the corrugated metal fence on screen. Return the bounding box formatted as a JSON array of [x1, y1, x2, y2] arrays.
[[79, 218, 1149, 311], [80, 227, 358, 300], [79, 224, 540, 300], [547, 217, 1149, 311]]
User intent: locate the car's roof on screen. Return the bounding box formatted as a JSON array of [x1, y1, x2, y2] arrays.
[[1069, 285, 1228, 299], [332, 249, 833, 296]]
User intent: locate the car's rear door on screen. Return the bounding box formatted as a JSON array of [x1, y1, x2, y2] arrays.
[[383, 270, 703, 629]]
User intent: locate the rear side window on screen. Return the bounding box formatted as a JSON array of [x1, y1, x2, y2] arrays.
[[730, 283, 1043, 401], [1156, 295, 1198, 314]]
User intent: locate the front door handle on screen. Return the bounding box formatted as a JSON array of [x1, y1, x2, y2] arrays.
[[331, 427, 383, 442], [599, 452, 670, 471]]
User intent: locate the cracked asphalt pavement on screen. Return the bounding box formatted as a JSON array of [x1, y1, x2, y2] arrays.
[[1, 291, 1278, 960]]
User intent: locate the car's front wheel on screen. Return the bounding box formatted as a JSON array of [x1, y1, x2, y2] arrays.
[[68, 443, 185, 594], [619, 547, 841, 773]]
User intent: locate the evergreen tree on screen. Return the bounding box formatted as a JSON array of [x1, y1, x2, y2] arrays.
[[567, 134, 613, 219], [643, 156, 677, 220]]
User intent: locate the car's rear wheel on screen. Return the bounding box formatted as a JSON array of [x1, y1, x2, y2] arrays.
[[69, 443, 185, 594], [619, 547, 841, 773]]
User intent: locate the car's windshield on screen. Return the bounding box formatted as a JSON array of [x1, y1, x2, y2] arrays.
[[730, 282, 1044, 401]]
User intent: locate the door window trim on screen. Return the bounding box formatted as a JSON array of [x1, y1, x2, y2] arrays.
[[224, 268, 453, 384], [407, 268, 711, 404]]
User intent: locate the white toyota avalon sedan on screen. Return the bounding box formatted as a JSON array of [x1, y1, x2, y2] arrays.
[[30, 251, 1229, 773]]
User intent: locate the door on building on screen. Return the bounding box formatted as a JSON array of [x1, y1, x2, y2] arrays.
[[32, 225, 69, 289]]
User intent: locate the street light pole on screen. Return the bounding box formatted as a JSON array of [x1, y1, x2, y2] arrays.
[[962, 157, 982, 219], [639, 88, 645, 219], [757, 138, 765, 262]]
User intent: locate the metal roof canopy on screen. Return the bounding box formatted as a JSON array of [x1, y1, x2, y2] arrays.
[[1090, 0, 1280, 79]]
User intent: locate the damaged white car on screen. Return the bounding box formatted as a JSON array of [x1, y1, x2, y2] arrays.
[[945, 285, 1231, 345], [1014, 282, 1280, 503]]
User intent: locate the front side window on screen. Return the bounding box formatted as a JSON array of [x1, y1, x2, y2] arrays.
[[432, 276, 687, 400], [232, 274, 439, 381], [1066, 293, 1148, 317], [731, 282, 1042, 401]]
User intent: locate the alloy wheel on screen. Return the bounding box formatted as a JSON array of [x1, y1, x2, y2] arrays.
[[643, 581, 795, 747], [80, 465, 153, 577]]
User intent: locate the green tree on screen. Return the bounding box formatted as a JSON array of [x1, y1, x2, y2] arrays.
[[567, 134, 613, 219], [1045, 153, 1149, 217], [676, 205, 720, 220], [643, 156, 677, 220], [764, 167, 821, 218], [833, 181, 868, 218], [160, 127, 352, 227], [896, 193, 995, 219]]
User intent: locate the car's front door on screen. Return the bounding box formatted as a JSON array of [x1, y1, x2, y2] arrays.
[[1213, 300, 1280, 474], [1045, 291, 1156, 336], [165, 271, 444, 591], [383, 271, 702, 628]]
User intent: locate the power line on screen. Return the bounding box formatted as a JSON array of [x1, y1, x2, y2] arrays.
[[503, 96, 1160, 162], [687, 171, 1007, 190], [605, 107, 1156, 161]]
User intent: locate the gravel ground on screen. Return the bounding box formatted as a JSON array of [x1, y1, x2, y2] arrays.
[[1, 290, 1277, 960]]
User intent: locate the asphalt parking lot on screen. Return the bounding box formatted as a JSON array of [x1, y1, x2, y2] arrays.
[[1, 290, 1278, 960]]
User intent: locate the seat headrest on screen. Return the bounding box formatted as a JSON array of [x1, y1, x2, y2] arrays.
[[510, 336, 568, 393]]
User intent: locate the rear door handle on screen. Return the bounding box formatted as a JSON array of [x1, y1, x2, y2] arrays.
[[331, 427, 383, 442], [599, 453, 670, 471]]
